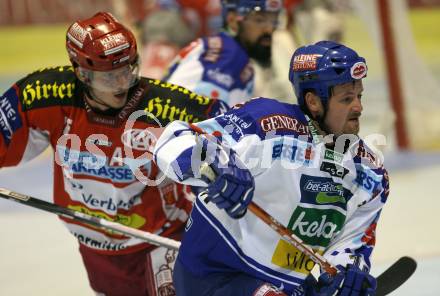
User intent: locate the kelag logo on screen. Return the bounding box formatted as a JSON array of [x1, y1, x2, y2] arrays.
[[271, 175, 349, 272], [287, 175, 349, 246], [287, 207, 345, 246]]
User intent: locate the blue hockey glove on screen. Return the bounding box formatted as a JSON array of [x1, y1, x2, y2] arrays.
[[200, 137, 255, 219], [304, 264, 377, 296]]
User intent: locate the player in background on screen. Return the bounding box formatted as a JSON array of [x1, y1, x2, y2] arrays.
[[286, 0, 349, 45], [0, 12, 226, 296], [111, 0, 223, 79], [163, 0, 287, 106], [154, 41, 388, 295]]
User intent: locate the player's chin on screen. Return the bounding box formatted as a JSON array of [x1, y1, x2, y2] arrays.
[[345, 120, 360, 135], [111, 92, 128, 107]]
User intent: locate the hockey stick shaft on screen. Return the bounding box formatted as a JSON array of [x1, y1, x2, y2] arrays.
[[249, 200, 337, 275], [0, 187, 181, 250]]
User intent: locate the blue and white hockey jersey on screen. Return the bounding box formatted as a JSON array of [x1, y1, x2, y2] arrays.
[[154, 98, 389, 293], [163, 32, 254, 106]]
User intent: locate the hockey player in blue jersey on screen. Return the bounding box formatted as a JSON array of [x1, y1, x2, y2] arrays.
[[154, 41, 387, 295], [163, 0, 283, 106]]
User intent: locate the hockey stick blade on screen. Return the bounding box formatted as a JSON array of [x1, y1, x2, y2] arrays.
[[376, 256, 417, 296], [0, 187, 181, 250]]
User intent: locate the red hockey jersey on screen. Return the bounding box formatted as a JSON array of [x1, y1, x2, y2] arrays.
[[0, 66, 227, 254]]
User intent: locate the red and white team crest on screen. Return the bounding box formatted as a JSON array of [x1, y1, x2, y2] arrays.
[[350, 62, 367, 79], [253, 283, 287, 296], [266, 0, 282, 11], [121, 128, 156, 151]]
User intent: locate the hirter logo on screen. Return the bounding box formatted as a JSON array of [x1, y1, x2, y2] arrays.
[[350, 62, 367, 79]]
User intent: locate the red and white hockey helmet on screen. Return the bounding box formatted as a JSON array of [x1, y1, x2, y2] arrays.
[[66, 12, 138, 71], [66, 12, 140, 93]]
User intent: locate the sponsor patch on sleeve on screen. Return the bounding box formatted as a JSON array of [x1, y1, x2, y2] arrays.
[[0, 87, 22, 145]]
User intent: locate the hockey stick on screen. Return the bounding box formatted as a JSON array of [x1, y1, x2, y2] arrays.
[[0, 185, 415, 294], [0, 187, 181, 250], [376, 256, 417, 296]]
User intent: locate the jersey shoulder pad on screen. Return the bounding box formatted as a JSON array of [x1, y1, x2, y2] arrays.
[[162, 39, 203, 81], [246, 98, 309, 137], [352, 139, 389, 202], [217, 98, 309, 140], [16, 66, 78, 110], [352, 139, 384, 169], [139, 78, 220, 126]]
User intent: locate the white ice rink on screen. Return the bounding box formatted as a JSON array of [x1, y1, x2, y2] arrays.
[[1, 151, 440, 295]]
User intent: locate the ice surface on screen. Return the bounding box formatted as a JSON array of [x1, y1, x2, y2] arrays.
[[0, 151, 439, 295]]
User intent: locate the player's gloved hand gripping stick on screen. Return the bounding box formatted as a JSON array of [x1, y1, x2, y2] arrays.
[[194, 133, 255, 219]]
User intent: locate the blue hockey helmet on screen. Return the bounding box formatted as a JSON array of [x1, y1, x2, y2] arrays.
[[289, 41, 367, 109], [221, 0, 283, 20]]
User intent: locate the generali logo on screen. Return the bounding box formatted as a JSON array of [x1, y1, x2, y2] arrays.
[[121, 129, 156, 151], [350, 62, 367, 79], [260, 114, 308, 135]]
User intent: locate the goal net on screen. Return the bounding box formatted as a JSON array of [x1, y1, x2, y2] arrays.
[[348, 0, 440, 150]]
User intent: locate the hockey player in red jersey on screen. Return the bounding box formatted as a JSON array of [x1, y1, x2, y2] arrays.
[[0, 12, 226, 296]]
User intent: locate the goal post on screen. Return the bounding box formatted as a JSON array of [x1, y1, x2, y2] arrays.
[[349, 0, 440, 150]]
